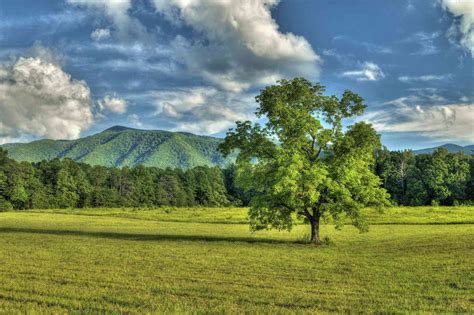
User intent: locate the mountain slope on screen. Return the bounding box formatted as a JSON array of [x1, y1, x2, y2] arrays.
[[3, 128, 472, 168], [413, 143, 474, 155], [1, 126, 231, 169]]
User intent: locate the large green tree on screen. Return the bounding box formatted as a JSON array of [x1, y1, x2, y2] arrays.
[[219, 78, 390, 243]]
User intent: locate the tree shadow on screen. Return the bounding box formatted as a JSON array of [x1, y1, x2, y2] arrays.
[[0, 227, 294, 245]]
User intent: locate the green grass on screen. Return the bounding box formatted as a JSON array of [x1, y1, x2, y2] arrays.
[[26, 205, 474, 225], [0, 207, 473, 313], [361, 206, 474, 224]]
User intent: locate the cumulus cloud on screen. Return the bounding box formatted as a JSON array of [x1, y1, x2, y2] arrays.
[[98, 95, 128, 113], [151, 0, 320, 92], [441, 0, 474, 57], [67, 0, 320, 94], [363, 93, 474, 142], [153, 87, 255, 134], [398, 74, 452, 83], [342, 62, 385, 81], [91, 28, 111, 41], [27, 43, 66, 65], [0, 54, 94, 142]]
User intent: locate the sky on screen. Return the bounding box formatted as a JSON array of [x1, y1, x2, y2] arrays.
[[0, 0, 472, 150]]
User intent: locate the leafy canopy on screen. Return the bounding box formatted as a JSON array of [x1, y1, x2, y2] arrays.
[[219, 78, 390, 233]]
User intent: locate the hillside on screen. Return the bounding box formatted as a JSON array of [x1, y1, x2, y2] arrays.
[[2, 127, 472, 168], [413, 143, 474, 155], [1, 126, 231, 169]]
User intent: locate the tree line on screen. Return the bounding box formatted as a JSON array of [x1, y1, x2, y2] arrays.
[[0, 148, 231, 210], [375, 147, 473, 206], [0, 146, 472, 211]]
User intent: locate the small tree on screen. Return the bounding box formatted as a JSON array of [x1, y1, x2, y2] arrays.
[[219, 78, 390, 243]]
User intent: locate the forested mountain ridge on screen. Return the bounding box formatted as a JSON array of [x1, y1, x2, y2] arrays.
[[413, 144, 474, 155], [1, 126, 232, 169], [2, 125, 472, 169]]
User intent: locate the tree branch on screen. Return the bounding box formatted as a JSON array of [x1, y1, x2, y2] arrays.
[[315, 147, 323, 160]]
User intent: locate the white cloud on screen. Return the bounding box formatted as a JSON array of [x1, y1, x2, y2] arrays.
[[151, 0, 320, 92], [332, 35, 393, 54], [127, 114, 143, 128], [67, 0, 148, 41], [342, 62, 385, 81], [403, 31, 440, 56], [460, 95, 470, 102], [153, 87, 255, 134], [67, 0, 320, 92], [27, 43, 66, 65], [398, 74, 452, 82], [0, 53, 94, 141], [155, 87, 215, 117], [153, 0, 316, 61], [91, 28, 111, 41], [441, 0, 474, 57], [363, 93, 474, 142], [0, 9, 88, 33], [98, 95, 128, 114], [100, 58, 177, 74]]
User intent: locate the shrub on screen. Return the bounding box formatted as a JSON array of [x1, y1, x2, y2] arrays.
[[431, 200, 440, 207], [0, 196, 13, 212]]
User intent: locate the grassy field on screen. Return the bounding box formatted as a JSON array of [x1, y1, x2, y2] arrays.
[[0, 207, 473, 313]]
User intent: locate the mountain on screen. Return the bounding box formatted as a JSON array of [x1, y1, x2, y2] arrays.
[[2, 128, 472, 168], [413, 143, 474, 155], [1, 126, 233, 169]]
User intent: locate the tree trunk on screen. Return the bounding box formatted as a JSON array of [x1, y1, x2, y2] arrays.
[[310, 214, 321, 244]]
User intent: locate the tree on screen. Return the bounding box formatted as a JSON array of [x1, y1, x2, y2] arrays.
[[219, 78, 390, 243], [56, 168, 79, 208], [0, 170, 8, 197], [445, 152, 470, 204], [156, 173, 188, 206], [222, 164, 254, 206], [187, 166, 230, 206], [376, 149, 416, 205], [416, 149, 470, 205], [131, 165, 157, 207], [0, 170, 13, 211], [466, 157, 474, 201]]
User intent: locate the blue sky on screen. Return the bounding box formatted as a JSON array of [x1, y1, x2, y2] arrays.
[[0, 0, 472, 150]]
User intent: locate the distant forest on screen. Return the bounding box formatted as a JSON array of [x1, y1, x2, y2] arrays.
[[0, 147, 472, 211]]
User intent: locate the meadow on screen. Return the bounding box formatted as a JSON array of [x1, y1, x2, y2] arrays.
[[0, 206, 473, 313]]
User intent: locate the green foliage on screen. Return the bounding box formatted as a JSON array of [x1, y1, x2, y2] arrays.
[[0, 196, 12, 212], [0, 170, 7, 195], [56, 169, 79, 208], [220, 78, 390, 242], [0, 148, 232, 209], [376, 148, 472, 206], [1, 126, 234, 169], [9, 176, 28, 209]]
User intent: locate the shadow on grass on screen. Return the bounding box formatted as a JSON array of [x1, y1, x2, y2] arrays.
[[0, 227, 295, 245]]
